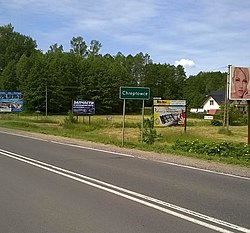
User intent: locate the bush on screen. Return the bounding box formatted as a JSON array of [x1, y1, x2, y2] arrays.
[[211, 119, 223, 126], [141, 117, 161, 145], [63, 111, 78, 126], [218, 127, 232, 136], [172, 139, 250, 162]]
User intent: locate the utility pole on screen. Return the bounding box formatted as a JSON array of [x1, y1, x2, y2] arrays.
[[45, 85, 48, 116], [226, 65, 231, 131], [223, 65, 231, 129]]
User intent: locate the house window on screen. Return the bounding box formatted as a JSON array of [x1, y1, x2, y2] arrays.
[[210, 100, 214, 105]]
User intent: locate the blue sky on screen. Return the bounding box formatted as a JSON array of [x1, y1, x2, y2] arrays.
[[1, 0, 250, 77]]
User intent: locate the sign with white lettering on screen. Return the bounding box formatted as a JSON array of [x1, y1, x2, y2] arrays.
[[119, 87, 150, 100], [0, 91, 23, 112], [72, 100, 95, 115]]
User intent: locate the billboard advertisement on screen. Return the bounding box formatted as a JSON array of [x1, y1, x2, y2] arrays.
[[72, 100, 95, 115], [0, 91, 23, 112], [153, 100, 186, 127], [229, 66, 250, 100]]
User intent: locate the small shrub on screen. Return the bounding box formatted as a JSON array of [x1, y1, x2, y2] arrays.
[[63, 111, 78, 126], [218, 127, 232, 136], [211, 119, 223, 126], [172, 139, 250, 162], [141, 117, 161, 145], [31, 117, 58, 124]]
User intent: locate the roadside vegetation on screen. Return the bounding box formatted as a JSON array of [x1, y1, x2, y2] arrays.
[[0, 113, 249, 167], [0, 24, 249, 168]]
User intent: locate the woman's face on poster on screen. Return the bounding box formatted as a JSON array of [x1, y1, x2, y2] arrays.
[[234, 68, 248, 98]]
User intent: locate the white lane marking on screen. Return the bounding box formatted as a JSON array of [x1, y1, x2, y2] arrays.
[[0, 130, 134, 158], [50, 140, 134, 158], [160, 161, 250, 181], [0, 130, 249, 180], [0, 131, 50, 141], [1, 149, 249, 233]]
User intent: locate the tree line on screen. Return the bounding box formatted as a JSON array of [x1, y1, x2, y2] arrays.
[[0, 24, 227, 114]]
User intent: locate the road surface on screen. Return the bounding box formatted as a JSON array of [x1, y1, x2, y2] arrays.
[[0, 130, 249, 233]]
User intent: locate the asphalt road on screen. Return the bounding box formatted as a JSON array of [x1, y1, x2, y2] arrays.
[[0, 130, 249, 233]]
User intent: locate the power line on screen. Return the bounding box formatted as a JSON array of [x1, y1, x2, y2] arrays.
[[209, 65, 228, 72]]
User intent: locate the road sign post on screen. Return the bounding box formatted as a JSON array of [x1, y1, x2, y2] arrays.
[[119, 87, 150, 146]]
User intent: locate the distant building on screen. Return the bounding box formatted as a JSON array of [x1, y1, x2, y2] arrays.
[[201, 91, 225, 115], [190, 90, 248, 115]]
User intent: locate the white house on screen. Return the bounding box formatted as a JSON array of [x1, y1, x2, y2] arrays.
[[201, 91, 225, 115]]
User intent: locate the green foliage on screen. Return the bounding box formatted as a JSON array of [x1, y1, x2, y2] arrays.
[[0, 114, 249, 166], [143, 63, 186, 100], [220, 104, 248, 126], [173, 140, 250, 162], [218, 127, 232, 135], [184, 71, 226, 109], [141, 117, 161, 144], [30, 117, 58, 124], [70, 36, 87, 57], [0, 24, 37, 70], [0, 120, 39, 130], [229, 106, 247, 126], [0, 24, 230, 117], [63, 111, 78, 126], [211, 119, 223, 126]]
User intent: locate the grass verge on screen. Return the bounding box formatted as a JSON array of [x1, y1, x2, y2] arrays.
[[0, 114, 249, 167]]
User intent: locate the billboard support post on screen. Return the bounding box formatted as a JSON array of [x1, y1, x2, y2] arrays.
[[184, 104, 187, 133]]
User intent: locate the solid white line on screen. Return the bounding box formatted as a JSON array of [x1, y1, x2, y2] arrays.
[[160, 161, 250, 181], [0, 130, 134, 158], [0, 131, 50, 142], [0, 130, 249, 180], [0, 149, 249, 233], [50, 140, 134, 158]]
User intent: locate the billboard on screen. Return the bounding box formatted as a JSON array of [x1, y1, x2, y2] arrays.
[[153, 100, 186, 127], [229, 66, 250, 100], [72, 100, 95, 115], [0, 91, 23, 112]]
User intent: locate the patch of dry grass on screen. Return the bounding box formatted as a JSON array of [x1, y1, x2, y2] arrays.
[[1, 114, 249, 145]]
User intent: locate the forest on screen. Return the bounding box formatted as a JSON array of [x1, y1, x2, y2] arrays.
[[0, 24, 227, 114]]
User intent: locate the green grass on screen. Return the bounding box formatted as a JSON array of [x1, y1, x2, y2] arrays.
[[0, 113, 249, 167]]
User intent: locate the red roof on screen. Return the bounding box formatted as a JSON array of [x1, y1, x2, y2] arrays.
[[208, 109, 217, 115]]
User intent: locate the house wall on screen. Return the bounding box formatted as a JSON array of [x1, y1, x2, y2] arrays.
[[202, 97, 220, 111]]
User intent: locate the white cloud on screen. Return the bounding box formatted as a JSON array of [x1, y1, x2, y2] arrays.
[[175, 59, 195, 68], [2, 0, 250, 77]]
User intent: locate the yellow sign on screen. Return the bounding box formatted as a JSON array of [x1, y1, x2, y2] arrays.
[[153, 100, 186, 127]]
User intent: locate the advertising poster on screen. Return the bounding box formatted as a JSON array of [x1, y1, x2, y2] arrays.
[[229, 66, 250, 100], [153, 100, 186, 127], [0, 91, 23, 112], [72, 100, 95, 115]]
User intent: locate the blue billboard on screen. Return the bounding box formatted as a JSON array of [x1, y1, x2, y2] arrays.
[[0, 91, 23, 112], [72, 100, 95, 115]]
